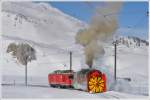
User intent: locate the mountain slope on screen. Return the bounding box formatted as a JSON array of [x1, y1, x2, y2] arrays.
[[116, 36, 149, 47], [2, 2, 85, 50], [1, 1, 86, 78]]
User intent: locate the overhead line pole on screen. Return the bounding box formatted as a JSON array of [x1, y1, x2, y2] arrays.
[[69, 51, 72, 72], [114, 41, 117, 81]]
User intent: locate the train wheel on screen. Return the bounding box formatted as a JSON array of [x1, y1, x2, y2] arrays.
[[51, 84, 57, 88], [88, 76, 105, 93], [60, 85, 66, 88]]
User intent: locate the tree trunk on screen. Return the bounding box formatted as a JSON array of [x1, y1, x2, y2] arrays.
[[25, 64, 27, 86]]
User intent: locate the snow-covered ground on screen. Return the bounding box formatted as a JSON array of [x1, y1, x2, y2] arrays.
[[2, 84, 147, 98], [1, 1, 149, 98], [102, 45, 149, 96]]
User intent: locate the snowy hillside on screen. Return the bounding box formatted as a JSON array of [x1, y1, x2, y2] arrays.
[[1, 1, 86, 76], [1, 1, 149, 98], [115, 36, 149, 47], [2, 1, 85, 49]]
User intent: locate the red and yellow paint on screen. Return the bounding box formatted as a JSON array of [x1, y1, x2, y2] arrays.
[[88, 70, 106, 93]]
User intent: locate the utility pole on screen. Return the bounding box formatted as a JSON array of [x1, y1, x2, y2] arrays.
[[69, 51, 72, 72], [113, 41, 117, 81]]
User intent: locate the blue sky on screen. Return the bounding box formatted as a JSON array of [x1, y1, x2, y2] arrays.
[[49, 2, 148, 39]]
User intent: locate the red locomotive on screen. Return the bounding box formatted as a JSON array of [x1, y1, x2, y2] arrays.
[[48, 70, 74, 88], [48, 69, 106, 93]]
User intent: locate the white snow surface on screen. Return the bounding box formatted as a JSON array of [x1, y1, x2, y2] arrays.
[[1, 1, 149, 98], [2, 1, 85, 49], [2, 85, 147, 98]]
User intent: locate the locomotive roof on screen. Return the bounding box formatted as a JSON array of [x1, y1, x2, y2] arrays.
[[53, 70, 74, 74], [77, 68, 99, 74]]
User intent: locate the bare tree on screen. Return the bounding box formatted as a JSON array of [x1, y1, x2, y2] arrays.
[[7, 43, 36, 86], [7, 43, 17, 56]]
